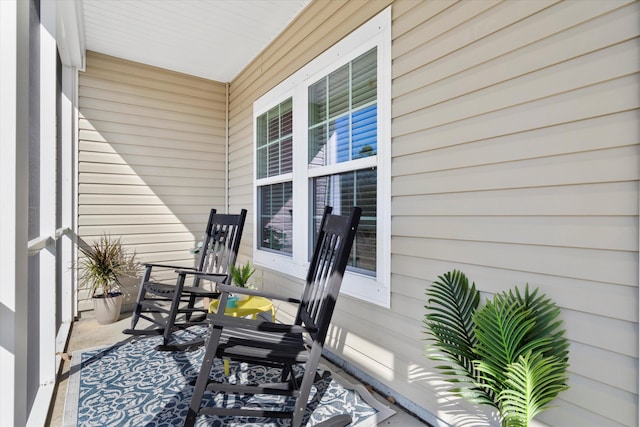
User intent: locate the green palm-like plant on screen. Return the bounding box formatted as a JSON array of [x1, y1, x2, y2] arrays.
[[424, 270, 569, 427], [229, 261, 256, 288]]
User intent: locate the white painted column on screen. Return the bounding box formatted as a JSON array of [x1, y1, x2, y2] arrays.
[[27, 0, 58, 424], [0, 0, 31, 425], [56, 0, 85, 322], [58, 64, 77, 339]]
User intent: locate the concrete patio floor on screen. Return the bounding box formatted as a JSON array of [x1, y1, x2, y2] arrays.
[[47, 310, 430, 426]]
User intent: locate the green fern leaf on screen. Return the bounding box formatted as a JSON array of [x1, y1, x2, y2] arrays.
[[474, 296, 535, 363], [424, 270, 493, 404], [511, 285, 569, 364], [499, 351, 569, 427]]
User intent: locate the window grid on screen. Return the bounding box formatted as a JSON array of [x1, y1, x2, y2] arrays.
[[257, 99, 292, 179]]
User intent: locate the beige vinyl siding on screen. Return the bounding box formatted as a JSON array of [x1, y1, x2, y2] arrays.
[[78, 51, 227, 310], [390, 0, 638, 426], [228, 1, 639, 426]]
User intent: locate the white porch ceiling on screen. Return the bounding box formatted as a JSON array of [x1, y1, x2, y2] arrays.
[[81, 0, 311, 82]]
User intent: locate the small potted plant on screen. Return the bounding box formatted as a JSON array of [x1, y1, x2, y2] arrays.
[[229, 261, 256, 301], [77, 234, 138, 324]]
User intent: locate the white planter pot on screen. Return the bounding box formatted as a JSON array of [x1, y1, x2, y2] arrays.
[[93, 293, 123, 325]]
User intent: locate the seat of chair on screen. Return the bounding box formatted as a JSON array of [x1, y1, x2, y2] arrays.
[[213, 319, 309, 365]]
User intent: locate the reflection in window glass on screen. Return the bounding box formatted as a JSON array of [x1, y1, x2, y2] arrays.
[[257, 99, 293, 179], [312, 168, 377, 274], [259, 182, 293, 254], [308, 48, 377, 168]]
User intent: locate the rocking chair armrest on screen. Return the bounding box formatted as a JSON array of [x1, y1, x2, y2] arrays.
[[174, 270, 229, 283], [143, 262, 196, 271], [208, 313, 316, 334], [216, 283, 302, 304]]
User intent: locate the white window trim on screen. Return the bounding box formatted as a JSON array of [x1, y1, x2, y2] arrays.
[[253, 7, 391, 307]]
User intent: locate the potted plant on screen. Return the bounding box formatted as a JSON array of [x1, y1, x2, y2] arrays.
[[229, 261, 256, 301], [77, 234, 138, 324], [424, 270, 569, 427]]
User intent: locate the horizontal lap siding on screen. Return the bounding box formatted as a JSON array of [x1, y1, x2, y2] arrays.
[[392, 0, 639, 426], [229, 1, 639, 426], [78, 51, 226, 309]]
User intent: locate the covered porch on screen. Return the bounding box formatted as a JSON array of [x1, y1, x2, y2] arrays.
[[2, 1, 639, 426]]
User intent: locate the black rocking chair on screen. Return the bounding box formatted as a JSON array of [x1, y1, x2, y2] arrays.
[[184, 206, 361, 427], [123, 208, 247, 347]]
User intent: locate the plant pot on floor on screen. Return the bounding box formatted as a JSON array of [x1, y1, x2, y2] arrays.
[[93, 292, 124, 325], [75, 234, 138, 326]]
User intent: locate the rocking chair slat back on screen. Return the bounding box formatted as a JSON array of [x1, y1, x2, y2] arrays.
[[297, 206, 362, 343], [195, 210, 246, 287]]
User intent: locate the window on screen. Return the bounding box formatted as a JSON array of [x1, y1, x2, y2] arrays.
[[256, 99, 293, 255], [253, 8, 391, 307], [308, 47, 378, 274]]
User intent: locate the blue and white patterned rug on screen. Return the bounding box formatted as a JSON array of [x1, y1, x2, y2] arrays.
[[63, 328, 394, 426]]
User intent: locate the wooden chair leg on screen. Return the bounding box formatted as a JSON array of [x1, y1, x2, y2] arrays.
[[163, 275, 186, 346], [292, 346, 323, 427], [130, 266, 152, 330], [185, 294, 198, 322], [185, 325, 224, 427]]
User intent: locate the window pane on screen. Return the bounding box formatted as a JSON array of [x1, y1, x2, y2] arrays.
[[328, 64, 349, 118], [309, 81, 326, 126], [311, 168, 377, 274], [352, 104, 377, 158], [331, 117, 351, 163], [259, 182, 293, 254], [352, 48, 377, 109], [308, 48, 377, 169], [268, 143, 279, 176], [268, 105, 280, 142], [256, 115, 268, 178], [281, 99, 293, 135], [354, 168, 377, 272], [281, 136, 293, 174], [308, 124, 327, 167]]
